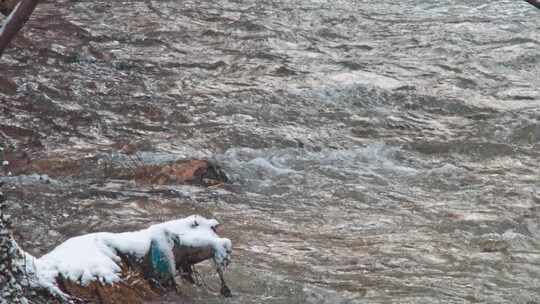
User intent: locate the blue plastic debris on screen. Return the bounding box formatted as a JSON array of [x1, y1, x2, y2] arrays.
[[148, 239, 174, 284]]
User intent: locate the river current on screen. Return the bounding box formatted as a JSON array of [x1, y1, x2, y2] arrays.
[[1, 0, 540, 303]]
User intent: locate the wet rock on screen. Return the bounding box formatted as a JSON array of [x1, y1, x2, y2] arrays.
[[273, 65, 297, 76], [474, 233, 510, 253], [478, 239, 509, 253], [0, 76, 17, 95], [171, 245, 215, 283], [0, 184, 31, 303], [0, 125, 41, 143], [111, 159, 228, 186], [4, 151, 228, 187], [23, 157, 85, 178]]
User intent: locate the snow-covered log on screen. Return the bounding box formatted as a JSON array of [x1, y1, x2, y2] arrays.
[[23, 215, 233, 303]]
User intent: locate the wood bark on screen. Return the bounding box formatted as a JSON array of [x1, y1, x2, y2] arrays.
[[57, 245, 221, 304], [524, 0, 540, 9], [0, 0, 39, 58], [0, 0, 19, 16]]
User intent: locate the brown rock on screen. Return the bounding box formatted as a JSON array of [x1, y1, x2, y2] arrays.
[[172, 245, 214, 283], [478, 239, 509, 253], [117, 159, 228, 186], [10, 152, 227, 186], [27, 158, 83, 177], [155, 160, 218, 184]]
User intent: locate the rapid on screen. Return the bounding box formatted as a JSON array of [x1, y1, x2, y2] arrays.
[[1, 0, 539, 303]]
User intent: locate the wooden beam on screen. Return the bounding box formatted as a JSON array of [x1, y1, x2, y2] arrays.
[[0, 0, 39, 58]]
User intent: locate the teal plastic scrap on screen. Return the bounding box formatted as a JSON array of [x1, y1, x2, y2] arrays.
[[148, 239, 174, 284]]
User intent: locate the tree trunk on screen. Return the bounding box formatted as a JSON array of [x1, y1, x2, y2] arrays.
[[0, 0, 39, 57]]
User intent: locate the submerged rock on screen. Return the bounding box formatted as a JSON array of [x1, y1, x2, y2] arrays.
[[476, 235, 510, 253], [0, 76, 17, 95], [0, 151, 228, 186], [110, 159, 228, 186], [3, 152, 228, 187]]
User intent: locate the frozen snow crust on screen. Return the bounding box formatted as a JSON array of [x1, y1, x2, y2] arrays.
[[25, 215, 231, 295]]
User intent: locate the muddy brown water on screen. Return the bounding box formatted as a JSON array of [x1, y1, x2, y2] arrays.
[[1, 0, 540, 303]]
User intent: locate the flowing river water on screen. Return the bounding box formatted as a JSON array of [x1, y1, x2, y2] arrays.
[[1, 0, 540, 303]]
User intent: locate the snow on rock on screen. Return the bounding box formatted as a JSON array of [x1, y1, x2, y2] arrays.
[[24, 215, 232, 296]]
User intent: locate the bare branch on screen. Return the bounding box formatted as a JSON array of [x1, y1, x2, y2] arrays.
[[0, 0, 20, 16], [524, 0, 540, 9], [0, 0, 40, 58]]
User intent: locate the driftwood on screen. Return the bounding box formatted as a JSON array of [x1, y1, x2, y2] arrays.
[[524, 0, 540, 9], [58, 263, 160, 304], [0, 0, 19, 15], [56, 244, 231, 304]]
